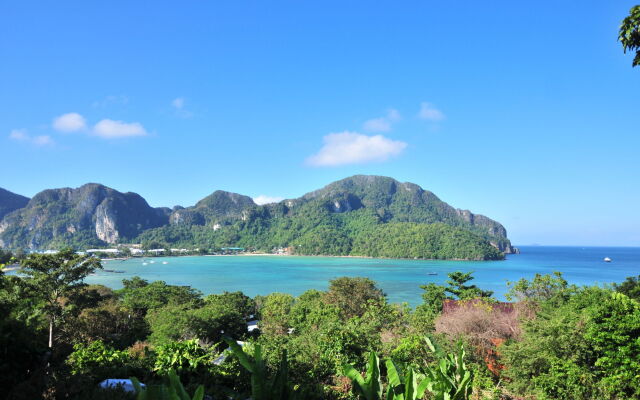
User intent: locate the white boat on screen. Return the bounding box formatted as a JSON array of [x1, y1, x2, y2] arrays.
[[604, 257, 612, 262], [162, 261, 168, 264]]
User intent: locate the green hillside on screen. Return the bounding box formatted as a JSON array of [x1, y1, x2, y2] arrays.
[[135, 176, 512, 260], [0, 176, 513, 260]]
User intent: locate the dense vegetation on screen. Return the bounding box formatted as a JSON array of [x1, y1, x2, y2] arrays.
[[137, 213, 505, 260], [0, 176, 514, 260], [350, 223, 503, 260], [1, 250, 638, 399]]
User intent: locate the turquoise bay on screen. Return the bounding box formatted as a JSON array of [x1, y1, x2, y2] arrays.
[[87, 246, 640, 306]]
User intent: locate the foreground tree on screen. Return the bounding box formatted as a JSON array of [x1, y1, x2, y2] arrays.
[[505, 271, 569, 303], [324, 276, 385, 319], [445, 271, 493, 300], [20, 249, 102, 348], [620, 5, 640, 67]]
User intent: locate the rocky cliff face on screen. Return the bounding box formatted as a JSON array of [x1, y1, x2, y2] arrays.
[[0, 184, 168, 249], [95, 202, 119, 243]]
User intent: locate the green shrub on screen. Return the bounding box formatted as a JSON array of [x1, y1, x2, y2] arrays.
[[502, 287, 640, 399], [67, 340, 131, 377], [153, 339, 216, 373]]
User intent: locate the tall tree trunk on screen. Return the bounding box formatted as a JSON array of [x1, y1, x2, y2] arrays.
[[48, 318, 53, 348]]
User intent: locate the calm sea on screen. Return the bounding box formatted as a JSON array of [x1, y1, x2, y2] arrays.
[[86, 246, 640, 306]]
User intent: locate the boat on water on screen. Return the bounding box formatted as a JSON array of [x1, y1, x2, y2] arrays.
[[604, 257, 612, 262], [162, 261, 168, 264], [427, 272, 438, 276]]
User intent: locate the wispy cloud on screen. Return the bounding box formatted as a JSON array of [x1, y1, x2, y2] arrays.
[[9, 129, 28, 141], [253, 195, 285, 205], [418, 102, 445, 121], [8, 129, 54, 146], [92, 119, 148, 138], [363, 108, 402, 132], [92, 95, 129, 108], [32, 135, 54, 146], [363, 118, 391, 132], [53, 112, 87, 132], [172, 97, 193, 118], [306, 131, 407, 167], [172, 97, 185, 109]]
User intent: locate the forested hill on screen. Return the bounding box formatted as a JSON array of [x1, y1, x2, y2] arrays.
[[299, 175, 510, 244], [139, 175, 514, 260], [0, 176, 515, 260]]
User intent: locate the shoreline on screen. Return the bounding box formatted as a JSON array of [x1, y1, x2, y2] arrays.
[[103, 253, 503, 262]]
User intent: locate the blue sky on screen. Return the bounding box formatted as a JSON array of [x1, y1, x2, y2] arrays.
[[1, 1, 639, 246]]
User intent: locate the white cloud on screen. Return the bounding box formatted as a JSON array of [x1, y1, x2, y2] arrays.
[[8, 129, 54, 146], [363, 108, 402, 132], [306, 131, 407, 167], [92, 119, 147, 138], [418, 102, 445, 121], [53, 112, 87, 132], [172, 97, 185, 109], [253, 195, 285, 205]]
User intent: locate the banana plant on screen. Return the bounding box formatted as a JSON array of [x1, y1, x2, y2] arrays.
[[384, 360, 430, 400], [223, 336, 298, 400], [130, 369, 204, 400], [342, 338, 473, 400], [421, 337, 473, 400], [341, 352, 383, 400]]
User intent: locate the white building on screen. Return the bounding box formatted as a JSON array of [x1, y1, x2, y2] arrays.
[[86, 248, 120, 254]]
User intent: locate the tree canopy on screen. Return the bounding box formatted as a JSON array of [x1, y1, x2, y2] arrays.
[[620, 5, 640, 67], [19, 249, 102, 348]]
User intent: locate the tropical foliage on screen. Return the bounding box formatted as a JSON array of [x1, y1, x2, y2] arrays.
[[1, 250, 639, 399], [620, 5, 640, 67], [341, 338, 473, 400]]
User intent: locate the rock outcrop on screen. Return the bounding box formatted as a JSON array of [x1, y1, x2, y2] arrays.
[[0, 184, 168, 249]]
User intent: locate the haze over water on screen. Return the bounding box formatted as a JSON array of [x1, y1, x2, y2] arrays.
[[87, 246, 640, 306]]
